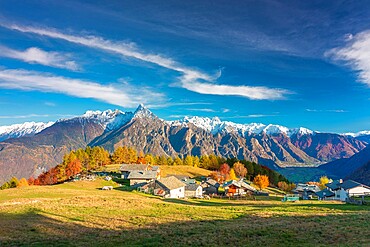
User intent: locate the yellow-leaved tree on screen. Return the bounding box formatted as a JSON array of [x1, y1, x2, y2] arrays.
[[253, 175, 269, 190], [17, 178, 29, 188], [229, 168, 237, 180], [319, 176, 330, 190]]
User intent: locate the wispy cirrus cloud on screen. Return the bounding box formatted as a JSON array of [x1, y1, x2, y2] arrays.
[[3, 23, 291, 100], [0, 69, 164, 107], [186, 108, 216, 113], [305, 109, 347, 113], [0, 45, 79, 71], [223, 114, 278, 119], [327, 30, 370, 86], [0, 113, 74, 119], [180, 81, 291, 100]]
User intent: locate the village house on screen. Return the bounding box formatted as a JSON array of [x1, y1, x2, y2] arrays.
[[201, 178, 220, 195], [170, 175, 196, 185], [185, 183, 203, 198], [293, 183, 320, 200], [120, 164, 149, 179], [315, 188, 335, 200], [128, 170, 158, 186], [223, 179, 257, 196], [119, 164, 160, 179], [153, 176, 186, 198], [316, 179, 370, 202]]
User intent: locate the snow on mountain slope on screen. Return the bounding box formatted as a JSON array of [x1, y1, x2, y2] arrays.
[[82, 109, 134, 131], [0, 121, 54, 141], [344, 130, 370, 137], [169, 116, 314, 137], [0, 105, 318, 142]]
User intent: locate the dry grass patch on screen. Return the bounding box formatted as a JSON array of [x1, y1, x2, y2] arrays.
[[0, 179, 369, 246]]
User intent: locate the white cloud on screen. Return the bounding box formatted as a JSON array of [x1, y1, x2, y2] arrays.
[[0, 69, 164, 107], [186, 108, 216, 112], [0, 45, 79, 71], [0, 113, 74, 119], [4, 23, 291, 100], [181, 80, 290, 100], [327, 30, 370, 86], [305, 109, 347, 113], [223, 114, 277, 119]]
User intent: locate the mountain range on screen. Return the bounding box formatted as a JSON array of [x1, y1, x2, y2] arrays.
[[0, 104, 368, 184]]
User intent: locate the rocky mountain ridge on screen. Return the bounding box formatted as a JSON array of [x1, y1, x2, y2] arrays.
[[0, 104, 367, 184]]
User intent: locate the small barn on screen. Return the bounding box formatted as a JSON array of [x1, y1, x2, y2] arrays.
[[120, 164, 149, 179], [201, 179, 220, 195], [128, 170, 158, 186], [223, 180, 257, 196], [185, 183, 203, 198], [315, 188, 335, 200], [293, 183, 320, 200], [154, 176, 186, 198]]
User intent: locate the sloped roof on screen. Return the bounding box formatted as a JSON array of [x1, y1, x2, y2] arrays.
[[128, 170, 157, 179], [341, 180, 370, 190], [185, 183, 201, 191], [326, 180, 341, 190], [151, 166, 160, 171], [316, 188, 335, 198], [325, 179, 370, 191], [223, 180, 257, 192], [205, 179, 220, 188], [157, 176, 186, 190], [293, 183, 320, 193], [120, 164, 148, 172]]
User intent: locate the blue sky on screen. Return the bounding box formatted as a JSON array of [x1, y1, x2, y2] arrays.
[[0, 0, 370, 132]]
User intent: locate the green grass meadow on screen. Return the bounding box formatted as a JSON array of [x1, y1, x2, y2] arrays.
[[0, 179, 369, 246]]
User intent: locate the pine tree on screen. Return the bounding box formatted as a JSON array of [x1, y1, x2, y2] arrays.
[[193, 156, 200, 167], [9, 177, 19, 188], [173, 156, 183, 166], [167, 157, 174, 166], [184, 155, 193, 166]]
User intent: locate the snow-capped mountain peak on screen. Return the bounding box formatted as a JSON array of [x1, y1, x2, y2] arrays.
[[79, 109, 133, 131], [344, 130, 370, 137], [133, 104, 156, 119], [169, 116, 314, 137], [0, 121, 54, 141], [293, 127, 314, 135]]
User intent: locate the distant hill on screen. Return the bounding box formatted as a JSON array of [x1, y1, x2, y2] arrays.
[[321, 145, 370, 179], [347, 161, 370, 186], [0, 104, 367, 184]]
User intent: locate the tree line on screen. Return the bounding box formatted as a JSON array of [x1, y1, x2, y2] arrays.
[[1, 145, 292, 189]]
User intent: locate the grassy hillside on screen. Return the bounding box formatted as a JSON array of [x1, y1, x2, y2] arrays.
[[159, 165, 212, 178], [103, 164, 212, 178], [0, 179, 369, 246]]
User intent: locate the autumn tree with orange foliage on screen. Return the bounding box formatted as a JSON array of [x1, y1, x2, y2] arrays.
[[27, 177, 35, 186], [17, 178, 29, 187], [253, 175, 269, 190], [66, 159, 82, 179], [233, 162, 247, 178], [209, 171, 223, 183], [278, 181, 290, 191], [137, 150, 147, 164]]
